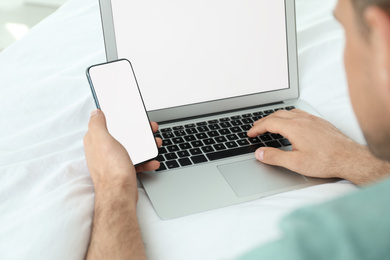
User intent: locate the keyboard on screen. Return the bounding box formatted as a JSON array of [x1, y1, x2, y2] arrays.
[[154, 106, 294, 171]]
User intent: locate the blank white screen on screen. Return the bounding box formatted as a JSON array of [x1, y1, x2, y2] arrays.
[[111, 0, 289, 111], [88, 60, 158, 165]]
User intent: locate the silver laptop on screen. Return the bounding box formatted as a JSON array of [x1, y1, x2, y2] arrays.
[[98, 0, 333, 219]]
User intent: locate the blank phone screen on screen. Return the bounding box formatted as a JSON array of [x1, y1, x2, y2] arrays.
[[87, 59, 158, 166]]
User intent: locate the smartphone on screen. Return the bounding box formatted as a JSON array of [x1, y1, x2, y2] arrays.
[[86, 59, 158, 166]]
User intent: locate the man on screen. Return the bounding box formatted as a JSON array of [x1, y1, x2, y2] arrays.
[[83, 0, 390, 258]]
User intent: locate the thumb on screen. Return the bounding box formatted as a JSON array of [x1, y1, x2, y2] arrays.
[[255, 147, 295, 169], [88, 109, 108, 132]]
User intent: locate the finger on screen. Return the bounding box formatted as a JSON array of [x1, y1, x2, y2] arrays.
[[255, 147, 300, 172], [136, 160, 161, 173], [290, 108, 306, 114], [88, 109, 108, 132], [155, 137, 163, 147], [248, 117, 290, 137], [150, 121, 159, 133], [253, 110, 297, 126]]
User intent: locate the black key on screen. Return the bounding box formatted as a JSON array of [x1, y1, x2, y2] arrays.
[[206, 143, 265, 161], [186, 128, 198, 135], [172, 137, 185, 144], [280, 138, 291, 146], [230, 126, 242, 133], [178, 158, 192, 166], [179, 143, 192, 150], [218, 129, 231, 135], [204, 138, 216, 145], [196, 121, 207, 126], [231, 120, 242, 126], [265, 140, 282, 148], [191, 155, 208, 164], [231, 115, 241, 120], [174, 130, 186, 136], [285, 106, 296, 110], [156, 162, 167, 171], [242, 113, 253, 118], [158, 147, 168, 154], [220, 122, 232, 128], [208, 120, 219, 124], [165, 153, 178, 160], [207, 131, 220, 137], [220, 117, 230, 122], [215, 136, 227, 143], [213, 143, 227, 151], [163, 139, 173, 146], [161, 128, 172, 133], [202, 146, 215, 153], [156, 155, 165, 162], [237, 139, 250, 146], [197, 126, 209, 132], [264, 109, 274, 114], [226, 141, 238, 148], [154, 133, 162, 139], [166, 160, 180, 169], [271, 133, 284, 139], [260, 134, 273, 142], [241, 118, 254, 124], [274, 107, 284, 111], [237, 132, 248, 139], [209, 124, 221, 130], [185, 123, 196, 128], [252, 116, 262, 121], [226, 134, 239, 141], [248, 137, 261, 144], [190, 148, 202, 155], [253, 112, 264, 116], [162, 132, 175, 139], [184, 135, 196, 142], [241, 125, 251, 131], [178, 150, 191, 158], [195, 133, 208, 139], [167, 145, 180, 152], [173, 126, 184, 130], [191, 141, 204, 147]]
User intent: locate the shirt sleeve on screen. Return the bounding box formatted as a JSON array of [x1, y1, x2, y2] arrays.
[[238, 177, 390, 260]]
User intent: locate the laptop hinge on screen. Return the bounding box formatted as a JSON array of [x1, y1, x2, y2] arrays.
[[157, 101, 284, 125]]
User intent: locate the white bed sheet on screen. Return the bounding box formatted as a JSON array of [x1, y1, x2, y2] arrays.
[[0, 0, 362, 259]]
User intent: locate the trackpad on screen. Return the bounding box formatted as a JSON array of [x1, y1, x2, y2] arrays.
[[218, 159, 307, 197]]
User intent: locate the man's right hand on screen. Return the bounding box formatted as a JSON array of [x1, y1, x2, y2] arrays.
[[247, 109, 390, 185]]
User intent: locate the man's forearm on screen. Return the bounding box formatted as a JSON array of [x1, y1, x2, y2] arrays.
[[340, 144, 390, 186], [86, 183, 146, 260]]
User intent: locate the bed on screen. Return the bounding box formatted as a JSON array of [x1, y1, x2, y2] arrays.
[[0, 0, 362, 259]]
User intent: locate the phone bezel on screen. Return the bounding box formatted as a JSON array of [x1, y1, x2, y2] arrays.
[[86, 58, 159, 167]]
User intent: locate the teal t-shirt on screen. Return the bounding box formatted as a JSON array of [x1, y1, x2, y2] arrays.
[[239, 178, 390, 260]]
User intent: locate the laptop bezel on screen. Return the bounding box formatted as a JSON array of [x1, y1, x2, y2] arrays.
[[98, 0, 299, 123]]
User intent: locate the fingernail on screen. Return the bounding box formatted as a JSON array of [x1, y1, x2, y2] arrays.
[[91, 109, 100, 117], [256, 149, 264, 161]]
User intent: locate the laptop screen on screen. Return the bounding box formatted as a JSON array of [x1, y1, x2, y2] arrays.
[[110, 0, 289, 112]]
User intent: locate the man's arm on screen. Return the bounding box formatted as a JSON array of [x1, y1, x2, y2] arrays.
[[86, 182, 145, 260], [248, 109, 390, 185], [239, 177, 390, 260], [83, 109, 161, 260]]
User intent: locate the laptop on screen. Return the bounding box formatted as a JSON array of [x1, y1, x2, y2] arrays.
[[98, 0, 333, 219]]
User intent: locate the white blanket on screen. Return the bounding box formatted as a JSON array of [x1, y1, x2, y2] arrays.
[[0, 0, 361, 259]]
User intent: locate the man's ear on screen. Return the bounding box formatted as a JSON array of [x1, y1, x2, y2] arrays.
[[364, 6, 390, 94]]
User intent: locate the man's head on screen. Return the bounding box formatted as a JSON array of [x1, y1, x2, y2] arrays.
[[334, 0, 390, 161]]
